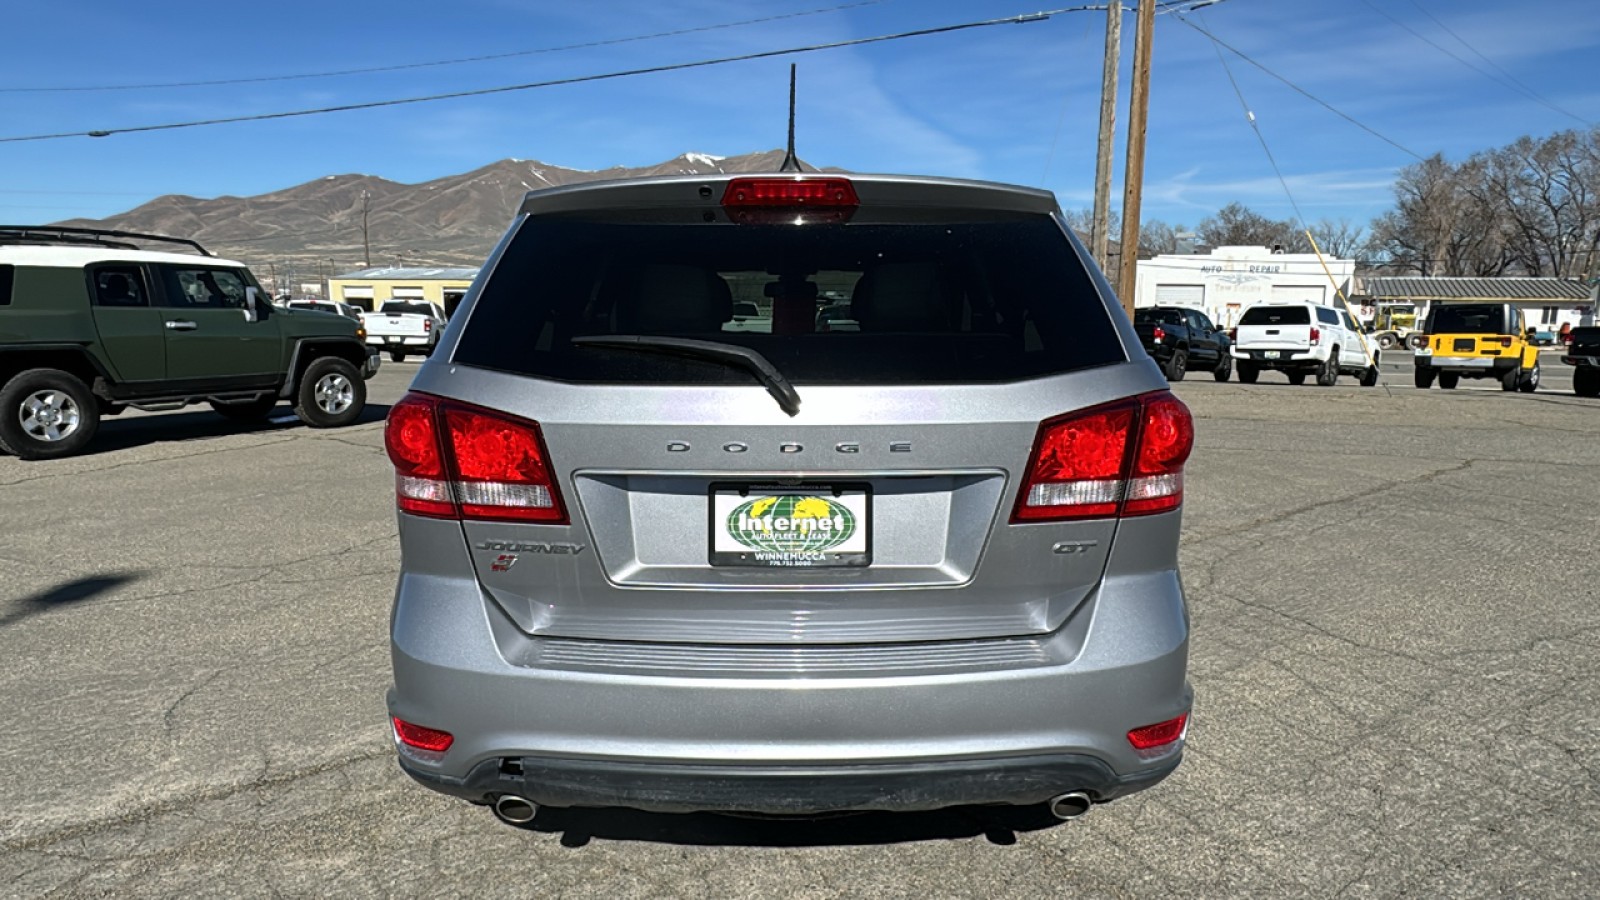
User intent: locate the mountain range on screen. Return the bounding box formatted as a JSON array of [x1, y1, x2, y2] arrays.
[[57, 150, 814, 280]]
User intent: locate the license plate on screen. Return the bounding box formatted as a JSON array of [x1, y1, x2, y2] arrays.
[[710, 486, 870, 568], [1264, 351, 1281, 359]]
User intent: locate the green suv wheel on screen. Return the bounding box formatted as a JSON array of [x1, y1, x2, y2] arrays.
[[0, 368, 101, 460], [295, 357, 366, 428]]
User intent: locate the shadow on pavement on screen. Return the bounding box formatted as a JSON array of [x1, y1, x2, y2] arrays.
[[1, 571, 145, 627], [518, 803, 1068, 848], [80, 403, 392, 456]]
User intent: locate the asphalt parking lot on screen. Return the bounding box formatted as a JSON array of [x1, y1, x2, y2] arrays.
[[2, 358, 1597, 898]]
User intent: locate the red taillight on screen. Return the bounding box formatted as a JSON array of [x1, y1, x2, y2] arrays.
[[1124, 393, 1195, 517], [721, 177, 858, 225], [392, 717, 454, 753], [722, 177, 858, 207], [1309, 326, 1321, 344], [1499, 336, 1513, 347], [1127, 712, 1188, 751], [1152, 326, 1166, 343], [385, 395, 454, 518], [384, 392, 567, 523], [1012, 391, 1193, 522], [424, 319, 433, 332]]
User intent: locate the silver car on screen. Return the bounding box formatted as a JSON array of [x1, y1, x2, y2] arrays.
[[384, 173, 1194, 825]]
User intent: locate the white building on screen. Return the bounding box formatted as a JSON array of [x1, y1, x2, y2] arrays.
[[1133, 246, 1356, 328]]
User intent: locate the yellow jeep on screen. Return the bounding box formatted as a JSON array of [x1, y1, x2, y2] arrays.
[[1411, 303, 1539, 392]]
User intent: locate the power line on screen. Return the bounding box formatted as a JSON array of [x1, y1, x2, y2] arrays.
[[0, 8, 1096, 144], [0, 1, 892, 94], [1200, 15, 1308, 229], [1172, 12, 1425, 162], [1397, 0, 1591, 127]]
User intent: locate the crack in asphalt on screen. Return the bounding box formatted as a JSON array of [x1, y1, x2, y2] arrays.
[[1, 747, 392, 854], [161, 669, 225, 739], [1184, 459, 1477, 549]]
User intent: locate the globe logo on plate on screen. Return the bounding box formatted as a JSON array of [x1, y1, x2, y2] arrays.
[[727, 495, 855, 552]]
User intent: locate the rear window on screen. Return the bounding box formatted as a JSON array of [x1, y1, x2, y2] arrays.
[[1240, 305, 1309, 326], [1135, 308, 1184, 326], [381, 301, 436, 316], [295, 302, 338, 314], [0, 264, 12, 306], [453, 218, 1123, 385], [1427, 304, 1507, 334]]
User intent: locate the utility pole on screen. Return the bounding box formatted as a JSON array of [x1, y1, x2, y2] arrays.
[[360, 190, 372, 268], [1091, 0, 1121, 270], [1116, 0, 1156, 317]]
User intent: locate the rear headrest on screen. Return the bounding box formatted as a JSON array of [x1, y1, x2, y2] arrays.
[[613, 265, 732, 333], [851, 262, 960, 332]]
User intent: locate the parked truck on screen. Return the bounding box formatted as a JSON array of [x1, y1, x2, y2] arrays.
[[361, 300, 446, 362], [1132, 306, 1232, 382], [1561, 325, 1600, 397]]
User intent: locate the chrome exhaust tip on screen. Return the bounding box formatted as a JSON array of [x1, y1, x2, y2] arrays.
[[492, 794, 539, 825], [1047, 791, 1093, 821]]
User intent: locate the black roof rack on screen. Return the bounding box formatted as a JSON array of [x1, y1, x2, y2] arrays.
[[0, 225, 212, 257]]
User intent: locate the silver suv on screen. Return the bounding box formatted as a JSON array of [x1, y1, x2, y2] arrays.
[[383, 174, 1195, 824]]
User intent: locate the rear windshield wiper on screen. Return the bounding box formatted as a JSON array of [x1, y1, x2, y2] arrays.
[[571, 335, 802, 417]]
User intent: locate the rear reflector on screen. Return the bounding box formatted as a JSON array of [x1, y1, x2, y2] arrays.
[[1013, 391, 1193, 522], [392, 717, 454, 753], [1127, 712, 1189, 751], [385, 392, 567, 523]]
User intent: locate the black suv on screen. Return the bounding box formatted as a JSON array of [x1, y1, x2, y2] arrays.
[[0, 226, 380, 459]]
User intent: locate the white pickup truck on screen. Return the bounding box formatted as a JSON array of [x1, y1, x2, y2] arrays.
[[362, 300, 446, 362], [1230, 301, 1380, 387]]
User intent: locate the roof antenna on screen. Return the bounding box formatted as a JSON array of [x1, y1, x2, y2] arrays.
[[778, 64, 802, 173]]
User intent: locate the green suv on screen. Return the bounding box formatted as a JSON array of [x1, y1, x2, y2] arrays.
[[0, 226, 380, 459]]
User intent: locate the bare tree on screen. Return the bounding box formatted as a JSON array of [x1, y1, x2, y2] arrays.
[[1369, 129, 1600, 277], [1196, 203, 1307, 252], [1139, 220, 1180, 257], [1308, 218, 1368, 260]]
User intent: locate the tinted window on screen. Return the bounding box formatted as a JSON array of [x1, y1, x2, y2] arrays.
[[1240, 305, 1309, 326], [1315, 306, 1339, 325], [92, 266, 149, 307], [1135, 309, 1185, 326], [1427, 304, 1507, 335], [0, 264, 11, 306], [158, 266, 250, 309], [380, 301, 436, 317], [295, 302, 339, 314], [455, 218, 1123, 385]]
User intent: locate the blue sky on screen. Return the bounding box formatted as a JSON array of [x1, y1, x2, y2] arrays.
[[2, 0, 1596, 233]]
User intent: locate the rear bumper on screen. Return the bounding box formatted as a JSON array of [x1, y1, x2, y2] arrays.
[[386, 518, 1192, 814], [367, 336, 434, 348], [1416, 354, 1518, 372], [1231, 347, 1324, 368], [1562, 355, 1600, 368], [396, 749, 1182, 814]]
